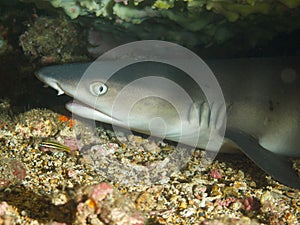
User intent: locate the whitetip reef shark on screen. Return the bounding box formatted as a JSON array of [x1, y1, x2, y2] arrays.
[[36, 57, 300, 189]]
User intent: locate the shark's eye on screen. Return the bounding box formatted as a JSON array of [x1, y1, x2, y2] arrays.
[[90, 82, 108, 96]]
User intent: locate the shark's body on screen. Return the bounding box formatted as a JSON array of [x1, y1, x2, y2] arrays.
[[36, 57, 300, 189]]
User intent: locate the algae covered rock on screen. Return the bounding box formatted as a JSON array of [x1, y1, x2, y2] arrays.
[[19, 0, 300, 49], [19, 16, 87, 64]]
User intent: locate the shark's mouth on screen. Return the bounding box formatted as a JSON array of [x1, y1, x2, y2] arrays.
[[36, 76, 65, 96], [65, 100, 122, 125]]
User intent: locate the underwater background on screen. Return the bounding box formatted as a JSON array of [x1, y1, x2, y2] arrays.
[[0, 1, 299, 224]]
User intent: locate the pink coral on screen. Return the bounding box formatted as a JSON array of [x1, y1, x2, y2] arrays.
[[74, 183, 145, 224], [0, 159, 26, 189], [63, 137, 79, 151], [209, 169, 222, 179], [241, 196, 260, 211], [90, 183, 114, 202], [215, 197, 237, 207], [12, 160, 26, 180], [0, 202, 9, 216]]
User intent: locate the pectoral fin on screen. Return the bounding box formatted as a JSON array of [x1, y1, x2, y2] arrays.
[[225, 129, 300, 189]]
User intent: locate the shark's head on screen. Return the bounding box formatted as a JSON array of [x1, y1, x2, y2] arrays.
[[36, 62, 124, 125], [36, 61, 205, 139]]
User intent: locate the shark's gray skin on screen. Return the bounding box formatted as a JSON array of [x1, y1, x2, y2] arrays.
[[36, 57, 300, 189]]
